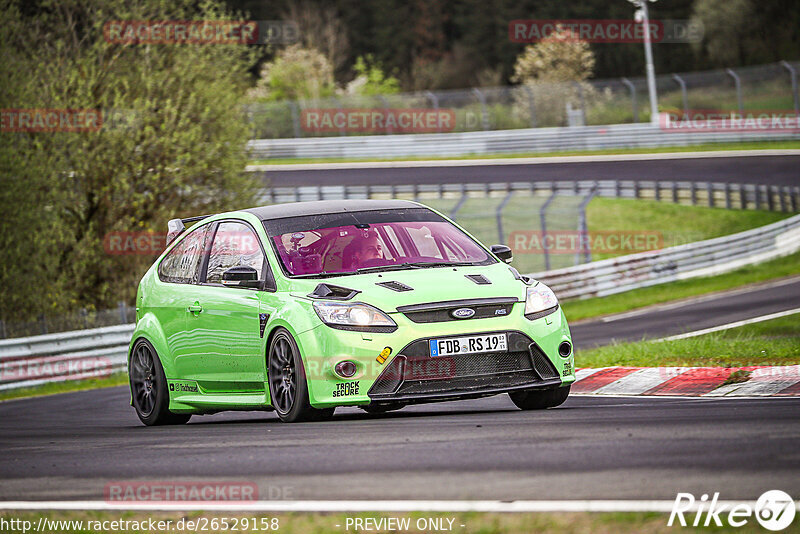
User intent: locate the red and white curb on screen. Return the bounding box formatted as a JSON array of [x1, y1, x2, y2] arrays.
[[573, 366, 800, 397]]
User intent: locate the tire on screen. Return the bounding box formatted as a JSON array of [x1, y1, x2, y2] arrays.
[[509, 385, 570, 410], [360, 403, 404, 415], [129, 339, 192, 426], [268, 328, 335, 423]]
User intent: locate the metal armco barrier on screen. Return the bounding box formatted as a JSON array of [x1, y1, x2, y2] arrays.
[[531, 213, 800, 299], [262, 180, 800, 216], [0, 324, 133, 391], [1, 214, 799, 392], [247, 123, 800, 160]]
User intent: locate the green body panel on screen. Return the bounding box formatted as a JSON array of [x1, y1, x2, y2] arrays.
[[129, 208, 574, 415]]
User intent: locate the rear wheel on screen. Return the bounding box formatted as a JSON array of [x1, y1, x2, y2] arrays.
[[129, 339, 191, 426], [509, 385, 570, 410], [268, 329, 335, 423]]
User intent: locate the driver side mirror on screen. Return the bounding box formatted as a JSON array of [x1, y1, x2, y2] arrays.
[[491, 244, 513, 264], [222, 266, 263, 289]]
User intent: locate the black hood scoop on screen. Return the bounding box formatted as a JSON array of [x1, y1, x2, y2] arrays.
[[308, 283, 360, 300], [376, 281, 414, 292], [465, 274, 491, 285]]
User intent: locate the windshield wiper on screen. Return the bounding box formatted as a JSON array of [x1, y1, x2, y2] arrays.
[[293, 261, 476, 278], [356, 261, 475, 273], [292, 270, 358, 278], [354, 263, 425, 274], [403, 261, 476, 268]]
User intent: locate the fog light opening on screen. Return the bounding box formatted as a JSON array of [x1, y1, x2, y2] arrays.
[[334, 360, 358, 378], [558, 341, 572, 358]]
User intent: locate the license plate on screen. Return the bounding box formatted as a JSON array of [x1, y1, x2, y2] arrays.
[[429, 333, 507, 357]]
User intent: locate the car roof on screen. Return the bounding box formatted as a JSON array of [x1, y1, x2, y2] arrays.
[[242, 199, 423, 221]]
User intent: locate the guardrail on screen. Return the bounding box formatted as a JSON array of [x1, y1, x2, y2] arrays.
[[247, 122, 800, 160], [532, 213, 800, 299], [0, 324, 133, 391], [1, 212, 799, 392], [263, 180, 800, 213]]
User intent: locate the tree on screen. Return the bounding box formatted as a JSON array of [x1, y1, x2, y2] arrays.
[[0, 0, 259, 322], [511, 27, 597, 127], [282, 1, 350, 77], [511, 27, 596, 85], [690, 0, 752, 67], [344, 55, 400, 96], [248, 44, 335, 101]]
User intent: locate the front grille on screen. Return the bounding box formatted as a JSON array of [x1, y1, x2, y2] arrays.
[[398, 371, 538, 395], [397, 297, 517, 324], [368, 331, 559, 399]]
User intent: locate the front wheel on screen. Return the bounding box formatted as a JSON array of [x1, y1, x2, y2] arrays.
[[129, 339, 191, 426], [509, 385, 570, 410], [268, 329, 335, 423]]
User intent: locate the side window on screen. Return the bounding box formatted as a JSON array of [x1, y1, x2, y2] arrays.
[[158, 224, 211, 284], [206, 221, 266, 284]]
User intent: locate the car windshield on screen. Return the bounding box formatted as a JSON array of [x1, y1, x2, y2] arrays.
[[263, 208, 493, 277]]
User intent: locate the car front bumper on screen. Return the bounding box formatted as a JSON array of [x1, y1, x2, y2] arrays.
[[295, 303, 574, 408]]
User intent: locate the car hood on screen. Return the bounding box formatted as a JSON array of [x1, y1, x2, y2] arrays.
[[288, 262, 529, 312]]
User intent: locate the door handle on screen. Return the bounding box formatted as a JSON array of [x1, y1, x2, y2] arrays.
[[188, 302, 203, 314]]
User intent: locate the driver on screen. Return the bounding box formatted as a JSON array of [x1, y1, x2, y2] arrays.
[[344, 232, 385, 269], [354, 234, 384, 263]]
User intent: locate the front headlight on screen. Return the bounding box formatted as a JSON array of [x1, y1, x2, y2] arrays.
[[312, 301, 397, 331], [524, 283, 559, 319]]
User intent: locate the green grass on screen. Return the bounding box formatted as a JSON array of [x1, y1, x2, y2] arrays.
[[576, 314, 800, 368], [419, 195, 792, 275], [562, 250, 800, 322], [0, 372, 128, 402], [0, 510, 777, 533], [248, 139, 800, 165], [585, 197, 790, 260]]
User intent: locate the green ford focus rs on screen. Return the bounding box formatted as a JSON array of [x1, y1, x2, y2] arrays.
[[128, 199, 574, 424]]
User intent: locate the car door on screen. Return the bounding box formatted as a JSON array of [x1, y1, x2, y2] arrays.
[[176, 220, 276, 393], [154, 223, 213, 365]]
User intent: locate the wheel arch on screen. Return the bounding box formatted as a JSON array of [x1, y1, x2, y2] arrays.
[[128, 313, 174, 377]]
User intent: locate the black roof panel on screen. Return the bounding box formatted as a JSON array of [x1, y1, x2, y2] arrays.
[[243, 199, 422, 220]]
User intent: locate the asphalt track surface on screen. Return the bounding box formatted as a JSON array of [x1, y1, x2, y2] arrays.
[[1, 391, 798, 501], [1, 279, 799, 501], [257, 154, 800, 187], [570, 276, 800, 348]]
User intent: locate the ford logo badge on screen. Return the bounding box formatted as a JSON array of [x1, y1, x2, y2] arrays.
[[452, 308, 475, 319]]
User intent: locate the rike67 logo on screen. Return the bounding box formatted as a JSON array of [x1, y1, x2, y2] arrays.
[[669, 490, 795, 531]]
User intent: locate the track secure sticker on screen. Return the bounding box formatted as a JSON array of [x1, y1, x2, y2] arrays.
[[563, 361, 573, 376], [169, 380, 199, 394], [332, 382, 360, 397]]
